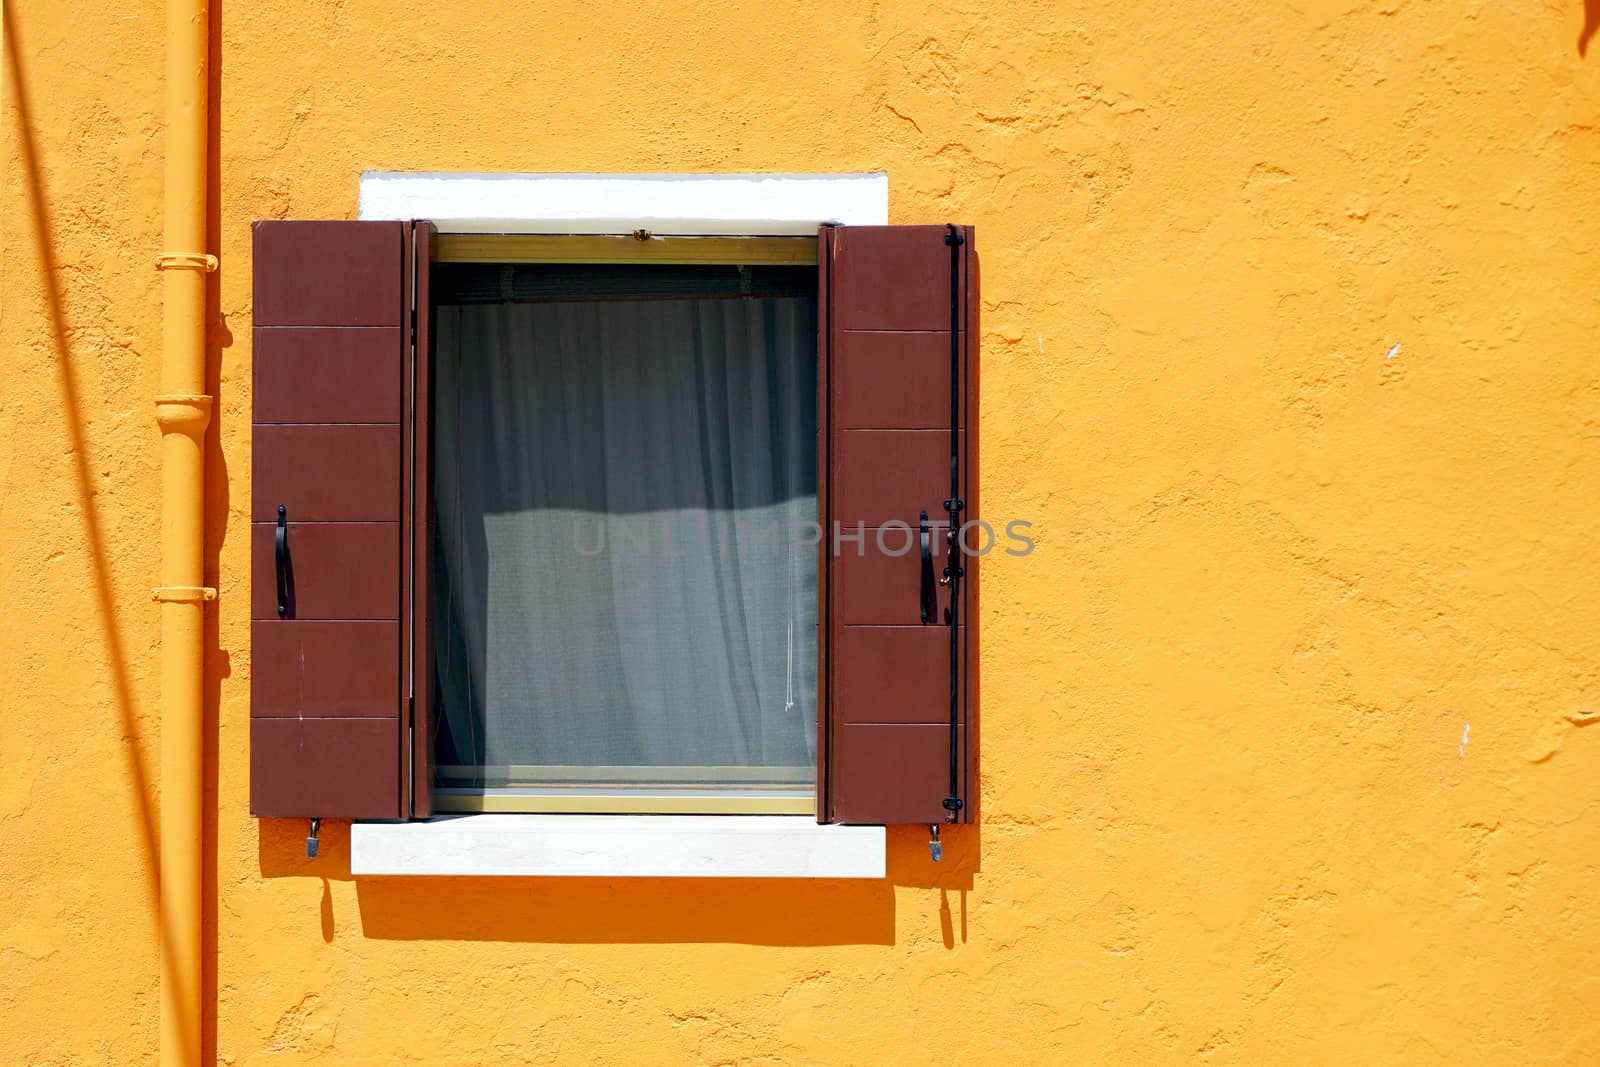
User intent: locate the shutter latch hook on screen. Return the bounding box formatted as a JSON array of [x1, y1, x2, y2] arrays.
[[306, 818, 320, 859], [928, 823, 942, 862]]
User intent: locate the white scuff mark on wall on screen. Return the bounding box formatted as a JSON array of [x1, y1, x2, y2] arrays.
[[1037, 331, 1044, 353], [1386, 342, 1401, 360], [1458, 722, 1470, 760]]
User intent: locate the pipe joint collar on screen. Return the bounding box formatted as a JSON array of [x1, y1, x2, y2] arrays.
[[154, 393, 213, 435]]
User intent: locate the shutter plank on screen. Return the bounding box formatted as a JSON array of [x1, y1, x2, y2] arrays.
[[834, 330, 959, 430], [825, 225, 977, 826], [250, 620, 400, 717], [252, 425, 400, 522], [834, 626, 956, 723], [832, 227, 951, 331], [833, 430, 959, 529], [252, 327, 404, 423], [249, 521, 400, 621], [253, 221, 404, 326], [837, 538, 960, 627], [250, 718, 400, 819], [831, 723, 968, 826]]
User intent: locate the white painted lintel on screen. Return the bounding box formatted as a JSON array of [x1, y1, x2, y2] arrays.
[[358, 171, 889, 234], [350, 815, 886, 878]]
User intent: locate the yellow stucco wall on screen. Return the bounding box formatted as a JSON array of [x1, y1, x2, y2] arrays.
[[5, 0, 1600, 1061]]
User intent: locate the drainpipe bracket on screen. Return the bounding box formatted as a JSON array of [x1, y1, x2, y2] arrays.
[[155, 251, 218, 272], [153, 586, 218, 604]]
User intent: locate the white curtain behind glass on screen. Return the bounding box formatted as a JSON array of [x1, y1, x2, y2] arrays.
[[432, 296, 818, 781]]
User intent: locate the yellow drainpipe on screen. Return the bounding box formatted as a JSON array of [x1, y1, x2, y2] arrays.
[[154, 0, 212, 1060]]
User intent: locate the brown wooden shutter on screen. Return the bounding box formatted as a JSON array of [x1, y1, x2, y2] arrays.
[[408, 221, 436, 819], [250, 220, 419, 819], [822, 224, 978, 825]]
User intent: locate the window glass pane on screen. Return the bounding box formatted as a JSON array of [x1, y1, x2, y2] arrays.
[[432, 271, 818, 793]]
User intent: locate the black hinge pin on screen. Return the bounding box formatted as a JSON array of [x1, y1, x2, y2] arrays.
[[306, 818, 320, 859], [940, 222, 964, 822]]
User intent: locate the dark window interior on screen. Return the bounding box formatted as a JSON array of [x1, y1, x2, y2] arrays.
[[428, 262, 820, 807]]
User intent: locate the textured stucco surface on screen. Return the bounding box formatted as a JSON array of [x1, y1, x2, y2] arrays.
[[5, 0, 1600, 1062]]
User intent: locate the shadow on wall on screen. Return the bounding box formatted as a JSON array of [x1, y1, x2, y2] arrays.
[[1584, 0, 1600, 55], [6, 4, 183, 1057], [12, 5, 234, 1060], [257, 819, 977, 947]]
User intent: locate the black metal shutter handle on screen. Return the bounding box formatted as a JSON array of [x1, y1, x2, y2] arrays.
[[275, 503, 289, 618], [919, 510, 938, 623]]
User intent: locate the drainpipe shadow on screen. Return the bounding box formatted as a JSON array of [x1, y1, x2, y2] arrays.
[[5, 6, 180, 1061]]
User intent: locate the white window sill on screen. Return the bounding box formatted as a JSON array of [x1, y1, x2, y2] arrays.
[[349, 814, 885, 879]]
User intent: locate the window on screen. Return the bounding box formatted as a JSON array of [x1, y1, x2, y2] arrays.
[[249, 205, 977, 831], [426, 237, 820, 813]]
